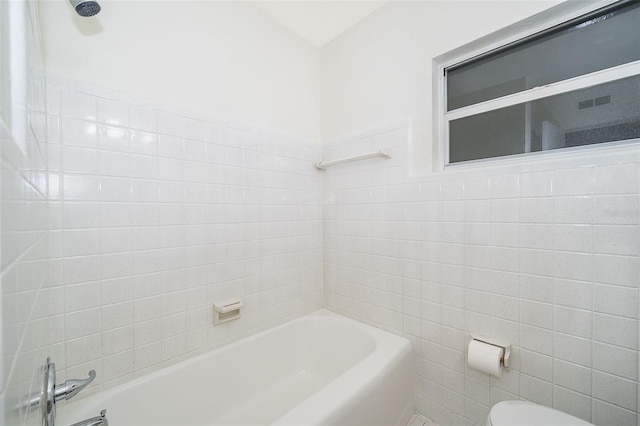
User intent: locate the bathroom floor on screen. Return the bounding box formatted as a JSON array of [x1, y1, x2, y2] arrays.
[[408, 413, 439, 426]]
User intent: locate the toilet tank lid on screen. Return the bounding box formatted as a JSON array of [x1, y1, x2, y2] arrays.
[[489, 401, 593, 426]]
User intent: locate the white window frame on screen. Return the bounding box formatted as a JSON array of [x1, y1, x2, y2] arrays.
[[434, 0, 640, 169]]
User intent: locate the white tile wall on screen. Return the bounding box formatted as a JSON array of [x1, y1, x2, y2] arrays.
[[1, 1, 51, 425], [6, 21, 637, 426], [322, 122, 640, 426], [46, 76, 323, 394]]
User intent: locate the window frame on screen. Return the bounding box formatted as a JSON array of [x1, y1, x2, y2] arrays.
[[434, 0, 640, 169]]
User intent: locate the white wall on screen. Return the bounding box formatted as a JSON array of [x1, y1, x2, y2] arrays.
[[39, 0, 325, 399], [38, 0, 321, 142], [320, 2, 640, 425], [35, 2, 640, 425], [323, 121, 640, 426], [46, 75, 323, 394], [320, 0, 563, 172]]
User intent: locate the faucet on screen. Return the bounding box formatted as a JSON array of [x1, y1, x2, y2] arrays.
[[29, 359, 108, 426], [69, 409, 109, 426], [54, 370, 96, 401], [53, 369, 108, 426]]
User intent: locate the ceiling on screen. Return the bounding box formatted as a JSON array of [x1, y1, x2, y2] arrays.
[[250, 1, 387, 47]]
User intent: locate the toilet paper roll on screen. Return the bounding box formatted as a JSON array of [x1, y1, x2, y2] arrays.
[[468, 339, 504, 377]]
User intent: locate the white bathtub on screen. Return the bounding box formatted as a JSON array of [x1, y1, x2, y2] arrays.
[[57, 309, 414, 426]]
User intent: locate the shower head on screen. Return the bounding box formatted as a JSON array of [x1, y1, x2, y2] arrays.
[[70, 0, 101, 17]]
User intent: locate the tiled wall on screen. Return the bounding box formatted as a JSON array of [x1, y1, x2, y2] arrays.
[[323, 122, 640, 426], [0, 1, 51, 425], [46, 76, 323, 393], [15, 6, 637, 426]]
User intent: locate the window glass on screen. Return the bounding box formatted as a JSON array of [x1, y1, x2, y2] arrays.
[[446, 2, 640, 111], [448, 75, 640, 163]]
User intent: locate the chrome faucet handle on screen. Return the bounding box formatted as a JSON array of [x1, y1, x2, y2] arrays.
[[54, 369, 96, 401]]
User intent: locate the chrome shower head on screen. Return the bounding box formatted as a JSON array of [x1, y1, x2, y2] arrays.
[[70, 0, 101, 17]]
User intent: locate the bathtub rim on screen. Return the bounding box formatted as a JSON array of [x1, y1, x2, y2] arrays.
[[56, 308, 413, 425]]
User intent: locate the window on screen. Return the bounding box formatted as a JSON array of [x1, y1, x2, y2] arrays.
[[443, 0, 640, 165]]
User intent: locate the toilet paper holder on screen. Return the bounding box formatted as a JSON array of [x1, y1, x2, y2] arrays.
[[471, 336, 511, 368]]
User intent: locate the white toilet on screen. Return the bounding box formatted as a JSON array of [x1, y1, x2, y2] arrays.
[[486, 401, 594, 426]]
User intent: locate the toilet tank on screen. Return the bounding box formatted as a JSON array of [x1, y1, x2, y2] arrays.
[[487, 401, 594, 426]]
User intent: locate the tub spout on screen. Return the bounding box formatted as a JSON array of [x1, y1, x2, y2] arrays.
[[70, 409, 108, 426]]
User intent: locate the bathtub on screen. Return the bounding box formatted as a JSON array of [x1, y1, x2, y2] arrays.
[[56, 309, 414, 426]]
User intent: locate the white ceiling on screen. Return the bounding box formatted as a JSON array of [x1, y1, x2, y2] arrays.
[[250, 1, 387, 47]]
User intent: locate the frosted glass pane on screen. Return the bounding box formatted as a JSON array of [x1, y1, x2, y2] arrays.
[[449, 75, 640, 164], [447, 2, 640, 111]]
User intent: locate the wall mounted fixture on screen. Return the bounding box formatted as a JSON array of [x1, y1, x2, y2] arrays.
[[69, 0, 101, 17], [29, 359, 107, 426], [213, 299, 244, 325], [316, 148, 392, 171]]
